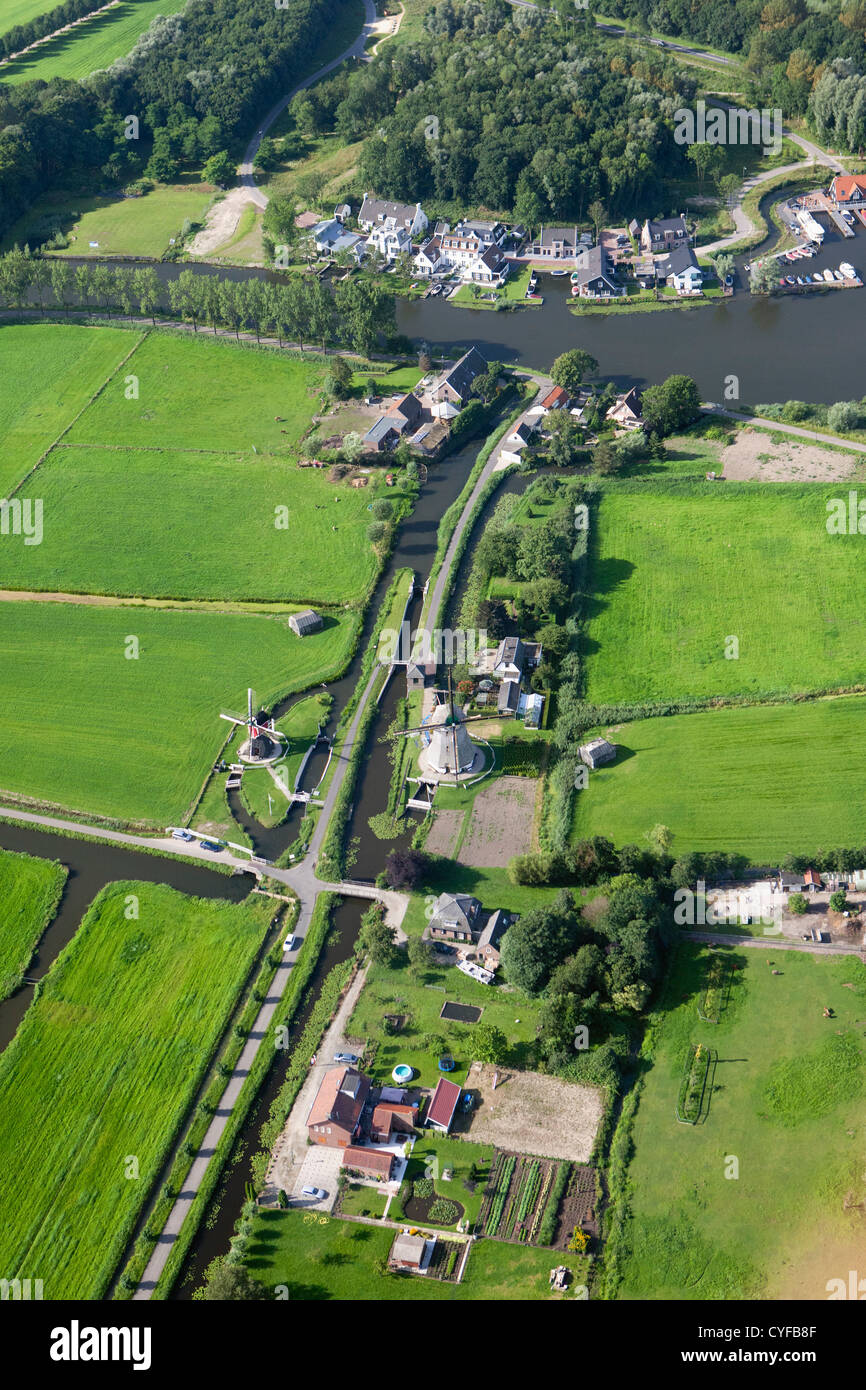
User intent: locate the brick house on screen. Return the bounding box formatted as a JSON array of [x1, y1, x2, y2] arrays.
[[306, 1067, 371, 1147], [341, 1146, 396, 1181]]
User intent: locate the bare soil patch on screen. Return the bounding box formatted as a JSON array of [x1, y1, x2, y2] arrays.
[[722, 428, 860, 482], [458, 775, 539, 868], [464, 1062, 603, 1162], [425, 808, 464, 858], [189, 188, 256, 257]]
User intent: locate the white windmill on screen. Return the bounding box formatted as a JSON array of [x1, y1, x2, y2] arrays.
[[220, 688, 286, 764]]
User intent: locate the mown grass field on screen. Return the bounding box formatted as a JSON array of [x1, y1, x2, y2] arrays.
[[583, 482, 866, 703], [6, 443, 385, 602], [572, 696, 866, 860], [0, 600, 358, 824], [1, 0, 186, 83], [1, 0, 73, 30], [245, 1209, 584, 1300], [0, 323, 137, 493], [0, 881, 272, 1299], [49, 183, 213, 258], [0, 848, 67, 1000], [613, 944, 866, 1300]]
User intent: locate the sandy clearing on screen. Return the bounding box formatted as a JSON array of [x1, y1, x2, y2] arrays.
[[722, 428, 860, 482], [189, 188, 256, 257], [458, 775, 538, 868], [464, 1062, 604, 1163]]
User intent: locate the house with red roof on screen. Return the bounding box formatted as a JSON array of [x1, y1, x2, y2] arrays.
[[426, 1077, 461, 1134], [306, 1067, 371, 1148], [830, 174, 866, 208], [341, 1146, 396, 1181], [371, 1101, 417, 1143], [539, 385, 571, 412]]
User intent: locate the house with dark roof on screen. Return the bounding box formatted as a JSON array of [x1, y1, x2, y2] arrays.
[[578, 737, 617, 769], [640, 214, 689, 254], [358, 195, 428, 237], [777, 870, 804, 892], [289, 609, 323, 637], [363, 416, 402, 453], [475, 909, 513, 969], [414, 235, 444, 277], [430, 347, 488, 406], [428, 893, 481, 941], [493, 636, 526, 680], [572, 244, 624, 299], [390, 393, 422, 428], [341, 1146, 396, 1181], [527, 225, 581, 261], [498, 678, 520, 715], [406, 657, 436, 691], [606, 387, 644, 431], [426, 1077, 461, 1133], [657, 245, 703, 294], [437, 223, 509, 283], [307, 1067, 371, 1147]]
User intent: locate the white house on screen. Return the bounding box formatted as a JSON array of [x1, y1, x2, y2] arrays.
[[312, 218, 344, 253], [414, 235, 445, 276], [358, 195, 428, 238], [416, 221, 508, 283], [659, 245, 703, 294], [499, 419, 536, 465], [366, 220, 412, 262]]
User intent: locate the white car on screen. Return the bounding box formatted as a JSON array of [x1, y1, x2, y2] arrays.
[[283, 934, 298, 952], [302, 1186, 327, 1201], [170, 828, 194, 842]]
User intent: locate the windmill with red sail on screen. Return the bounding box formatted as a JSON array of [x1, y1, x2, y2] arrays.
[[220, 688, 286, 763]]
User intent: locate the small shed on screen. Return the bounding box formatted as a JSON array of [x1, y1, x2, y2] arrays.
[[578, 737, 616, 769], [289, 609, 323, 637]]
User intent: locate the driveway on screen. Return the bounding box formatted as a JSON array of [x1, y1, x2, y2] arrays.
[[290, 1145, 343, 1212]]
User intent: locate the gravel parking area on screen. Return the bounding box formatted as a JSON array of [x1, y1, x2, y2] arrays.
[[463, 1062, 603, 1162]]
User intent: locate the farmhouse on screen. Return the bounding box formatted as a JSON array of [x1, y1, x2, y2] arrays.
[[579, 737, 617, 769], [362, 393, 422, 453], [641, 214, 689, 254], [289, 609, 323, 637], [358, 195, 428, 238], [426, 1077, 462, 1133], [341, 1146, 396, 1181], [430, 347, 488, 406], [428, 892, 482, 941], [307, 1067, 371, 1147], [475, 908, 514, 969]]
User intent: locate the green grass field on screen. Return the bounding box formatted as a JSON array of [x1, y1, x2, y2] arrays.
[[0, 323, 137, 493], [583, 482, 866, 704], [0, 880, 272, 1299], [0, 600, 358, 824], [0, 848, 67, 1000], [245, 1209, 583, 1300], [572, 696, 866, 860], [49, 183, 213, 258], [0, 329, 396, 604], [6, 443, 385, 602], [0, 0, 186, 83], [1, 0, 73, 31], [612, 944, 866, 1300]]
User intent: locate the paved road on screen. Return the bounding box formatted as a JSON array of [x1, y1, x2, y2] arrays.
[[702, 404, 866, 454], [240, 0, 379, 210]]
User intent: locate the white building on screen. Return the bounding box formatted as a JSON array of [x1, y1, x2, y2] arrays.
[[365, 220, 412, 262], [358, 194, 428, 238]]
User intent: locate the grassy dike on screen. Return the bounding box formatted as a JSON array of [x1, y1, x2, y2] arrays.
[[138, 890, 337, 1299]]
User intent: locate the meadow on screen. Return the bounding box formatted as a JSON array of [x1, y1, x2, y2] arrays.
[[572, 695, 866, 860], [244, 1209, 582, 1300], [2, 0, 68, 28], [583, 482, 866, 704], [0, 322, 137, 493], [0, 600, 358, 824], [612, 944, 866, 1300], [50, 183, 214, 258], [6, 443, 385, 603], [0, 880, 272, 1299], [0, 0, 186, 83], [0, 847, 67, 999]]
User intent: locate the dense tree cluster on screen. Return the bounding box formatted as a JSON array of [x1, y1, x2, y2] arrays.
[[0, 0, 337, 242], [604, 0, 866, 119], [350, 0, 697, 221], [0, 248, 396, 354]]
